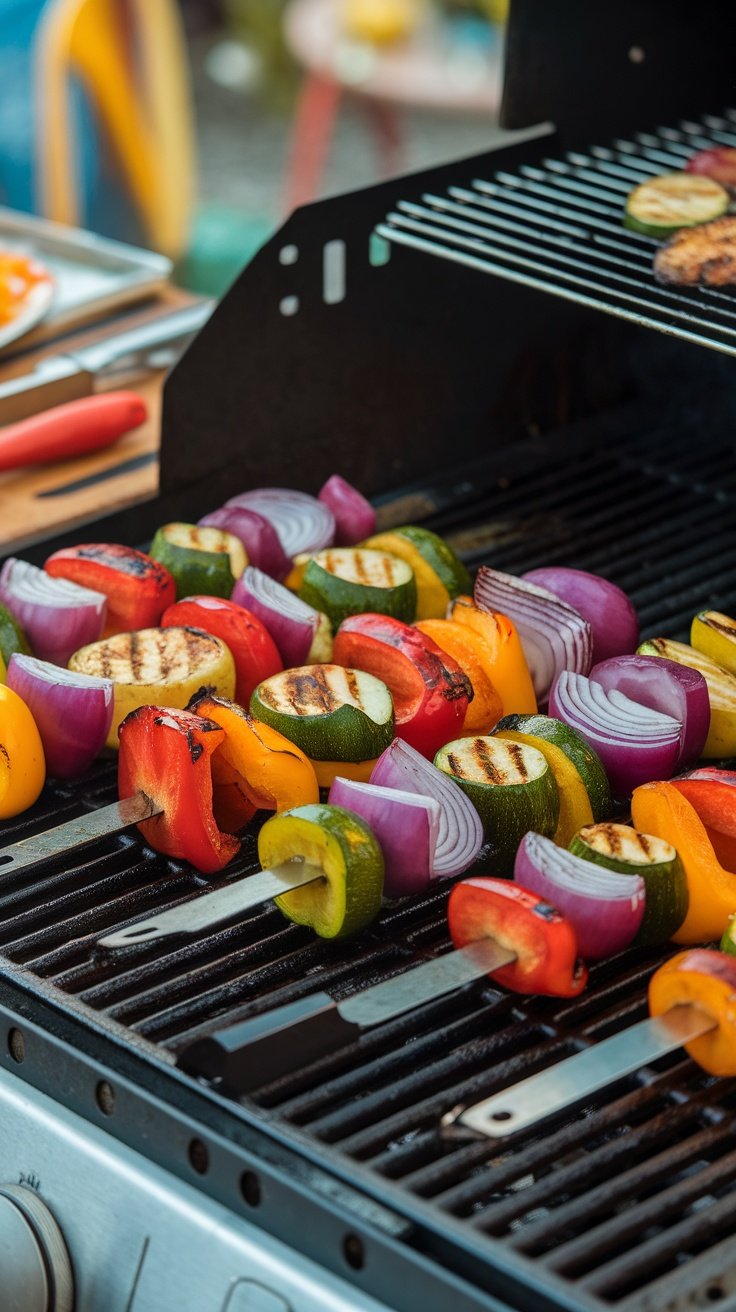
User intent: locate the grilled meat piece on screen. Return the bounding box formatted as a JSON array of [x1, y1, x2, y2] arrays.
[[654, 216, 736, 287]]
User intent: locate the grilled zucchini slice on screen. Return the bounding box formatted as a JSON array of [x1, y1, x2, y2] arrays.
[[250, 663, 394, 761], [69, 626, 236, 749], [149, 523, 247, 600], [299, 548, 416, 627], [624, 172, 728, 237], [434, 735, 559, 854]]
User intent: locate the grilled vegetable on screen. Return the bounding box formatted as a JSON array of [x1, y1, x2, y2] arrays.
[[569, 822, 688, 947], [654, 215, 736, 287], [448, 877, 587, 997], [188, 690, 319, 828], [7, 654, 113, 781], [118, 705, 240, 875], [720, 916, 736, 957], [649, 949, 736, 1077], [299, 548, 416, 627], [69, 626, 236, 749], [161, 596, 282, 705], [45, 544, 175, 636], [434, 735, 559, 853], [328, 776, 438, 898], [590, 653, 710, 768], [0, 603, 30, 665], [250, 664, 394, 765], [0, 683, 45, 818], [371, 736, 483, 877], [448, 597, 537, 716], [494, 726, 593, 846], [361, 525, 471, 619], [226, 487, 335, 557], [333, 614, 472, 758], [631, 781, 736, 944], [0, 558, 106, 666], [687, 146, 736, 191], [522, 566, 639, 664], [691, 610, 736, 677], [414, 617, 503, 735], [624, 172, 728, 237], [149, 523, 246, 601], [319, 475, 376, 545], [259, 803, 384, 939], [515, 831, 646, 960], [198, 505, 290, 580], [638, 637, 736, 757], [671, 768, 736, 871], [495, 714, 611, 822], [475, 567, 592, 705]]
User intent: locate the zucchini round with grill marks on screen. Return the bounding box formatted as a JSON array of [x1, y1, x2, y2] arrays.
[[624, 172, 728, 237], [569, 822, 689, 947], [434, 735, 559, 854], [69, 626, 236, 749], [299, 548, 416, 627], [250, 663, 394, 762], [361, 525, 471, 619], [495, 713, 611, 822], [149, 523, 247, 600]]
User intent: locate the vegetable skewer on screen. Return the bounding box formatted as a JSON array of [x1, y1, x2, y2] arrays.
[[454, 948, 734, 1139]]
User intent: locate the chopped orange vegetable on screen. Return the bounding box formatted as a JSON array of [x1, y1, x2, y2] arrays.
[[312, 757, 378, 789], [448, 597, 537, 717], [189, 691, 319, 826], [414, 618, 503, 734], [648, 948, 736, 1077], [631, 781, 736, 943]]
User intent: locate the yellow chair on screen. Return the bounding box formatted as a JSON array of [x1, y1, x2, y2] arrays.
[[33, 0, 195, 259]]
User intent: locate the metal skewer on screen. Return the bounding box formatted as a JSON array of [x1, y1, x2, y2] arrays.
[[454, 1003, 716, 1138], [177, 938, 516, 1091], [0, 791, 162, 876]]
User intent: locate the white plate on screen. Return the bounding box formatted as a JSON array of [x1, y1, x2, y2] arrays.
[[0, 262, 55, 350]]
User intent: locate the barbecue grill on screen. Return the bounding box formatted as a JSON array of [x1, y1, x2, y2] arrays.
[[2, 4, 736, 1310]]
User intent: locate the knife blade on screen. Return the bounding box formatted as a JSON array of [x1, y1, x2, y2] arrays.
[[176, 939, 514, 1092], [0, 300, 214, 422], [36, 450, 158, 497]]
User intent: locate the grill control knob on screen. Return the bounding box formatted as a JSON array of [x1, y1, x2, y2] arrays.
[[0, 1185, 73, 1312]]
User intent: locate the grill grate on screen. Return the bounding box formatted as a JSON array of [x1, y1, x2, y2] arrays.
[[377, 110, 736, 357], [1, 417, 736, 1310]]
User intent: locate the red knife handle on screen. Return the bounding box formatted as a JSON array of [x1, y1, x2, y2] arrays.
[[0, 391, 148, 471]]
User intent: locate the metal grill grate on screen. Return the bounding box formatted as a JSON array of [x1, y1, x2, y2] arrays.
[[1, 417, 736, 1310], [377, 110, 736, 357]]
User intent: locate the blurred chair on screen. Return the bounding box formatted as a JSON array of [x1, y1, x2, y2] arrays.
[[34, 0, 196, 259]]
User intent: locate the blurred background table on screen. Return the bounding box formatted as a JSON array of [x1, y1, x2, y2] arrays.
[[283, 0, 503, 210]]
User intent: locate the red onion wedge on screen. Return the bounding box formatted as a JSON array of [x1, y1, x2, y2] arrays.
[[0, 558, 106, 666], [233, 566, 319, 668], [370, 737, 483, 878], [318, 475, 377, 545], [329, 776, 439, 897], [590, 654, 710, 767], [474, 566, 592, 704], [225, 487, 335, 557], [7, 653, 113, 778], [515, 830, 646, 960], [198, 506, 290, 580], [549, 670, 681, 797], [523, 566, 639, 663]]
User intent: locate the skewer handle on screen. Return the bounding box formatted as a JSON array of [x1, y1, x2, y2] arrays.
[[0, 791, 161, 877]]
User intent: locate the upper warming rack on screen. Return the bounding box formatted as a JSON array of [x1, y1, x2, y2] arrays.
[[377, 110, 736, 356]]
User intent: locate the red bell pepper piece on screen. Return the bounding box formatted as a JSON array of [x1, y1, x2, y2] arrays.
[[671, 767, 736, 870], [118, 704, 241, 875], [45, 544, 176, 636], [448, 876, 587, 997], [332, 612, 472, 759], [162, 596, 283, 705]]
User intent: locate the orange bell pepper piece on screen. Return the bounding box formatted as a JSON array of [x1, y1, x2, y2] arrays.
[[414, 617, 503, 734], [312, 757, 378, 789], [189, 691, 319, 824], [631, 780, 736, 943], [670, 768, 736, 871], [648, 948, 736, 1077], [448, 597, 537, 717]]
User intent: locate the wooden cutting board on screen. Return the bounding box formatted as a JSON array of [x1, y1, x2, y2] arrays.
[[0, 287, 198, 555]]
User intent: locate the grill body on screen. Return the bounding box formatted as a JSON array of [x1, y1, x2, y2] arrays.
[[3, 71, 736, 1312]]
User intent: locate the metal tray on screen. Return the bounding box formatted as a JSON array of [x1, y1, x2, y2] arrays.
[[0, 207, 172, 347]]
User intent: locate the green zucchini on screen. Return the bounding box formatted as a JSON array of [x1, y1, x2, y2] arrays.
[[624, 172, 728, 237], [496, 713, 611, 821], [250, 663, 394, 761], [299, 548, 416, 627], [569, 822, 689, 947], [0, 603, 31, 665], [434, 735, 559, 855], [149, 523, 247, 600], [361, 525, 471, 619], [720, 916, 736, 958]]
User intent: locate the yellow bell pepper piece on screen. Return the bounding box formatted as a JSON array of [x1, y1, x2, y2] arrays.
[[691, 611, 736, 677], [631, 780, 736, 943], [495, 729, 593, 846], [0, 650, 6, 683], [449, 597, 537, 716], [0, 684, 45, 818], [312, 757, 378, 789]]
